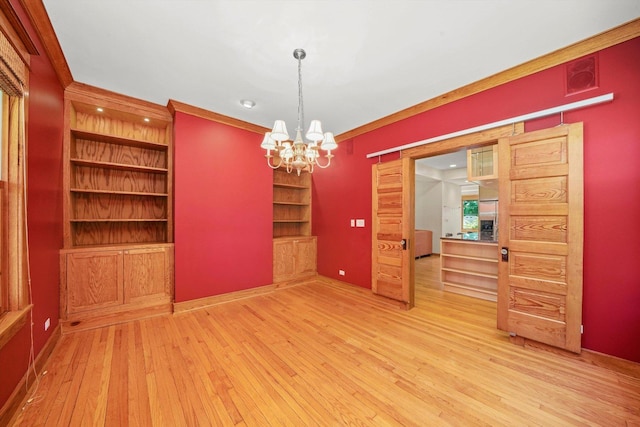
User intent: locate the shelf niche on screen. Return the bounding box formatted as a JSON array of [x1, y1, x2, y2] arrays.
[[63, 87, 173, 248], [272, 168, 311, 238]]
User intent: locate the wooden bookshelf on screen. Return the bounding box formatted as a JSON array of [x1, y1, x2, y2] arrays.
[[60, 83, 174, 327], [272, 168, 316, 282]]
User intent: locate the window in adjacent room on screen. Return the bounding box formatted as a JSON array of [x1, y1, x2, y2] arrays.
[[462, 196, 479, 232]]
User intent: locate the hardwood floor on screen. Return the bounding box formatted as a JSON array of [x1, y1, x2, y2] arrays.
[[10, 257, 640, 426]]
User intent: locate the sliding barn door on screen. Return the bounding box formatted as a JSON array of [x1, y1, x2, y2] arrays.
[[371, 158, 414, 309], [497, 123, 583, 353]]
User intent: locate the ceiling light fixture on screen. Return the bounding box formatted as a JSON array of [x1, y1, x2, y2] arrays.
[[260, 48, 336, 175], [241, 99, 255, 109]]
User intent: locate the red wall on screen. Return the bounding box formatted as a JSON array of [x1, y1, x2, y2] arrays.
[[173, 112, 273, 302], [313, 37, 640, 363], [0, 1, 65, 409]]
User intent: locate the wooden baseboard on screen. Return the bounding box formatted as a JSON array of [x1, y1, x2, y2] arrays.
[[173, 276, 316, 315], [0, 323, 61, 426], [511, 335, 640, 377]]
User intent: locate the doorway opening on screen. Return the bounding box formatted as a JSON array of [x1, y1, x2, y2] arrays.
[[397, 122, 523, 310]]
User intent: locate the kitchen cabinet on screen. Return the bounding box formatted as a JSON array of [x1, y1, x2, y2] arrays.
[[467, 144, 498, 180]]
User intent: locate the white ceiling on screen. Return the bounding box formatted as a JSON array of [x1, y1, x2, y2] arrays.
[[42, 1, 640, 137]]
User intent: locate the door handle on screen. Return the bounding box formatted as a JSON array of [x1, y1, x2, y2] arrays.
[[401, 239, 407, 250], [501, 247, 509, 262]]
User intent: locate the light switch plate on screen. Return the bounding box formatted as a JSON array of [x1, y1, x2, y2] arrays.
[[356, 219, 365, 227]]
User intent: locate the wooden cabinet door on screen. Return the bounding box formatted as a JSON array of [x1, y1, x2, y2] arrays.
[[123, 247, 170, 303], [294, 237, 317, 276], [497, 123, 583, 353], [371, 158, 415, 308], [273, 239, 295, 282], [66, 250, 123, 314]]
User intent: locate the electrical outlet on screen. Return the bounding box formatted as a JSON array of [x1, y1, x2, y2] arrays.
[[339, 270, 345, 276], [44, 318, 50, 331]]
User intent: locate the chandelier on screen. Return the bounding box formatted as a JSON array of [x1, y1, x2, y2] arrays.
[[260, 48, 336, 175]]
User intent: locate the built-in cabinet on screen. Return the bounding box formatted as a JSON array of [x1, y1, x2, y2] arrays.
[[272, 168, 317, 282], [273, 236, 317, 283], [60, 83, 174, 329], [440, 238, 498, 301], [60, 244, 173, 325]]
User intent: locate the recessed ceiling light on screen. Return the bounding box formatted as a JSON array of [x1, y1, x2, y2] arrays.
[[240, 99, 256, 109], [96, 107, 104, 112], [449, 164, 457, 168], [143, 118, 150, 123]]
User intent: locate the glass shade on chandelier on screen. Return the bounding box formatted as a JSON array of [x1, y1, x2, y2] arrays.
[[261, 49, 336, 175]]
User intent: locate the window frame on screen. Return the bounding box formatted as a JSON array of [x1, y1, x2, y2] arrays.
[[0, 80, 31, 350]]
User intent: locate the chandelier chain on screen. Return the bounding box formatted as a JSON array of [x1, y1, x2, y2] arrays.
[[297, 54, 304, 132]]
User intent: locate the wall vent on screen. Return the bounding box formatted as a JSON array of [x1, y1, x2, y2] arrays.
[[565, 55, 598, 95]]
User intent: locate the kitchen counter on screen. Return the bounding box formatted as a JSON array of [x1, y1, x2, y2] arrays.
[[440, 236, 498, 243]]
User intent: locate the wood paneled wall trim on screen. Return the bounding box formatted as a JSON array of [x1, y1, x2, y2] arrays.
[[19, 0, 73, 88], [0, 323, 61, 426], [167, 99, 269, 134], [336, 18, 640, 143]]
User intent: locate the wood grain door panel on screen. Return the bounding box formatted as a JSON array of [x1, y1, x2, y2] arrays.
[[123, 247, 169, 302], [372, 159, 414, 308], [497, 124, 583, 353], [294, 237, 317, 276], [66, 250, 123, 314]]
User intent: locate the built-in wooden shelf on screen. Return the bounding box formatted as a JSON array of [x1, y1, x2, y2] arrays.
[[441, 267, 498, 279], [440, 239, 498, 302], [274, 201, 308, 206], [272, 168, 311, 238], [70, 188, 169, 197], [273, 182, 308, 189], [71, 219, 168, 223], [70, 158, 168, 173]]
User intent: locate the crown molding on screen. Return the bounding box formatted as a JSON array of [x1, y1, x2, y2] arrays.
[[19, 0, 73, 88], [167, 99, 269, 134]]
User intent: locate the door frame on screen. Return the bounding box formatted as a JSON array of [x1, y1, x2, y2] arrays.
[[396, 123, 525, 305]]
